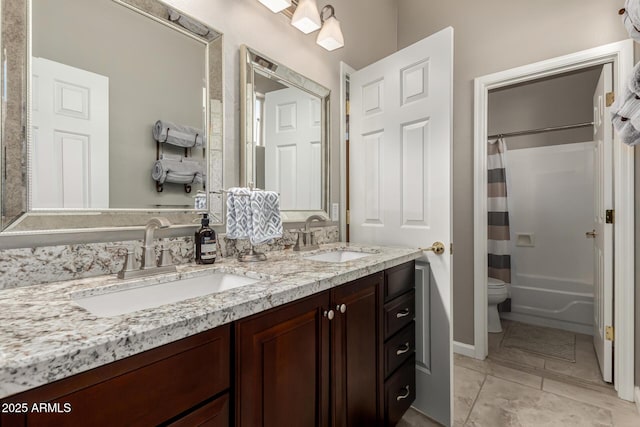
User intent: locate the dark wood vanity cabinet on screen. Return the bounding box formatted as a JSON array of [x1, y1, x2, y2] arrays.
[[383, 262, 417, 426], [0, 325, 231, 427], [235, 260, 416, 427], [0, 261, 416, 427]]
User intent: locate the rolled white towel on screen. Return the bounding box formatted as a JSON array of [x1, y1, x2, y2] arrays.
[[153, 120, 206, 148], [621, 0, 640, 43], [152, 158, 204, 184]]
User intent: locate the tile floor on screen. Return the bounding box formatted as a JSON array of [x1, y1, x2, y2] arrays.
[[453, 320, 640, 426], [399, 320, 640, 426]]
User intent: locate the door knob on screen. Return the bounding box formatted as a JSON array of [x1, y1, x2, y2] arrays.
[[323, 309, 335, 320], [585, 230, 598, 238], [420, 241, 445, 255], [336, 304, 347, 314]]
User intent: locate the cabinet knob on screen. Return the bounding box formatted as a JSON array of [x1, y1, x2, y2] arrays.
[[396, 385, 411, 401], [323, 309, 335, 320], [336, 304, 347, 314], [396, 308, 411, 319], [396, 342, 411, 356]]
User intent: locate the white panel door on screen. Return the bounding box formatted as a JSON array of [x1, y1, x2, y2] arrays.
[[592, 63, 613, 383], [350, 27, 453, 425], [31, 57, 109, 209], [264, 88, 321, 210]]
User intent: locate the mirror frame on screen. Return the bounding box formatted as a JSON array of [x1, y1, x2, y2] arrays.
[[240, 45, 331, 221], [0, 0, 224, 237]]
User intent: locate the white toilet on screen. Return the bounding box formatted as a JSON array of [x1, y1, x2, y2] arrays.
[[487, 277, 509, 333]]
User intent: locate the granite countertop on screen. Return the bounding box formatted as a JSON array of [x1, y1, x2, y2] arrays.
[[0, 242, 422, 399]]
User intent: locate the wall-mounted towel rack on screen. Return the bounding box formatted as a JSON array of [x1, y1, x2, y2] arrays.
[[488, 121, 594, 139]]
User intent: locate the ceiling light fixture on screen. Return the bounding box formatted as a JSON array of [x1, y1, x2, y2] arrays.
[[257, 0, 345, 51], [291, 0, 321, 34], [316, 5, 344, 51], [257, 0, 292, 13]]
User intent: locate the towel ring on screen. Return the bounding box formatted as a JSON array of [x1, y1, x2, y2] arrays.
[[163, 127, 171, 143], [184, 184, 192, 193], [156, 182, 164, 192]]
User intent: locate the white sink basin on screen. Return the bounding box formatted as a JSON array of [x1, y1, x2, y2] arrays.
[[73, 272, 259, 317], [304, 250, 372, 263]]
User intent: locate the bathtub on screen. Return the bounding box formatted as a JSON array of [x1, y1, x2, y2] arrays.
[[500, 273, 594, 335]]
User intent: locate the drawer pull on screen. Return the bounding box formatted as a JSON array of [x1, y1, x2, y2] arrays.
[[323, 309, 335, 320], [396, 308, 410, 318], [396, 385, 411, 401], [336, 303, 347, 314], [396, 342, 411, 356]]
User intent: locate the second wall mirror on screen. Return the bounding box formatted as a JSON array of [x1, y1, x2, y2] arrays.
[[240, 45, 330, 221]]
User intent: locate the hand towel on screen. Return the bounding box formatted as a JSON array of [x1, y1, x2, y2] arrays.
[[153, 120, 206, 148], [249, 191, 283, 245], [152, 158, 204, 184], [621, 0, 640, 43], [226, 187, 251, 239]]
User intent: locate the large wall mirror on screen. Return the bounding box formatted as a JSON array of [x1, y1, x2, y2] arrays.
[[240, 45, 330, 221], [0, 0, 224, 234]]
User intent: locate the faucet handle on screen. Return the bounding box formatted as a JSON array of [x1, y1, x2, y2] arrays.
[[159, 242, 173, 267], [108, 246, 138, 278]]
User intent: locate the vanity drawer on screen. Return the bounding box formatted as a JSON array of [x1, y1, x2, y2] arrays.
[[385, 321, 415, 378], [384, 290, 415, 339], [384, 261, 415, 302], [167, 393, 229, 427], [384, 355, 416, 426]]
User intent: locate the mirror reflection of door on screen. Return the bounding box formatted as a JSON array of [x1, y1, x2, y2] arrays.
[[254, 72, 322, 211], [31, 58, 109, 209]]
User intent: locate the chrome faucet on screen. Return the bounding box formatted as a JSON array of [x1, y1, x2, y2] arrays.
[[304, 215, 325, 232], [294, 215, 326, 251], [115, 217, 176, 279], [142, 217, 172, 269]]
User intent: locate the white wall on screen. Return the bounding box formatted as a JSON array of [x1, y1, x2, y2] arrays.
[[508, 142, 595, 285]]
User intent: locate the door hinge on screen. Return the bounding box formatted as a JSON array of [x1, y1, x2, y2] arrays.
[[450, 242, 453, 255], [605, 325, 614, 341], [346, 210, 350, 225], [605, 209, 614, 224], [606, 92, 615, 107]]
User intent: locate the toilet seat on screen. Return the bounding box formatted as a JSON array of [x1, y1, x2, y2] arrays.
[[488, 277, 505, 288]]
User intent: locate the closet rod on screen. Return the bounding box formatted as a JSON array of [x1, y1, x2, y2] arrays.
[[488, 121, 593, 139]]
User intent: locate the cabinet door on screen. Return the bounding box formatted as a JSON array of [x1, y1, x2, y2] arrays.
[[331, 272, 383, 427], [235, 291, 331, 427]]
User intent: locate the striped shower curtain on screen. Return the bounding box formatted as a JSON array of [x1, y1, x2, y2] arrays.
[[487, 138, 511, 283]]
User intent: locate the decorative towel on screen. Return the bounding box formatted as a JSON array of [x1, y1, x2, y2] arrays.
[[249, 191, 283, 245], [153, 120, 206, 148], [152, 158, 204, 184], [620, 0, 640, 43], [225, 188, 283, 245], [226, 187, 252, 239]]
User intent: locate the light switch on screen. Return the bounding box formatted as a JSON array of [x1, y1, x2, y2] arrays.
[[332, 203, 339, 221]]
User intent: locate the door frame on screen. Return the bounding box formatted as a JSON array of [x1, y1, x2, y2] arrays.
[[472, 39, 635, 401], [339, 61, 355, 241]]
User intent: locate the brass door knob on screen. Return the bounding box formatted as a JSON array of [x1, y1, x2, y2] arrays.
[[585, 230, 597, 238], [420, 241, 445, 255]]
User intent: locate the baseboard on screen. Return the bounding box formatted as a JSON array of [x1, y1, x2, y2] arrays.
[[635, 386, 640, 414], [453, 341, 476, 358]]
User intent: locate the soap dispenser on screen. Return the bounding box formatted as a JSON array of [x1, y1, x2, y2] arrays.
[[195, 213, 216, 264]]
